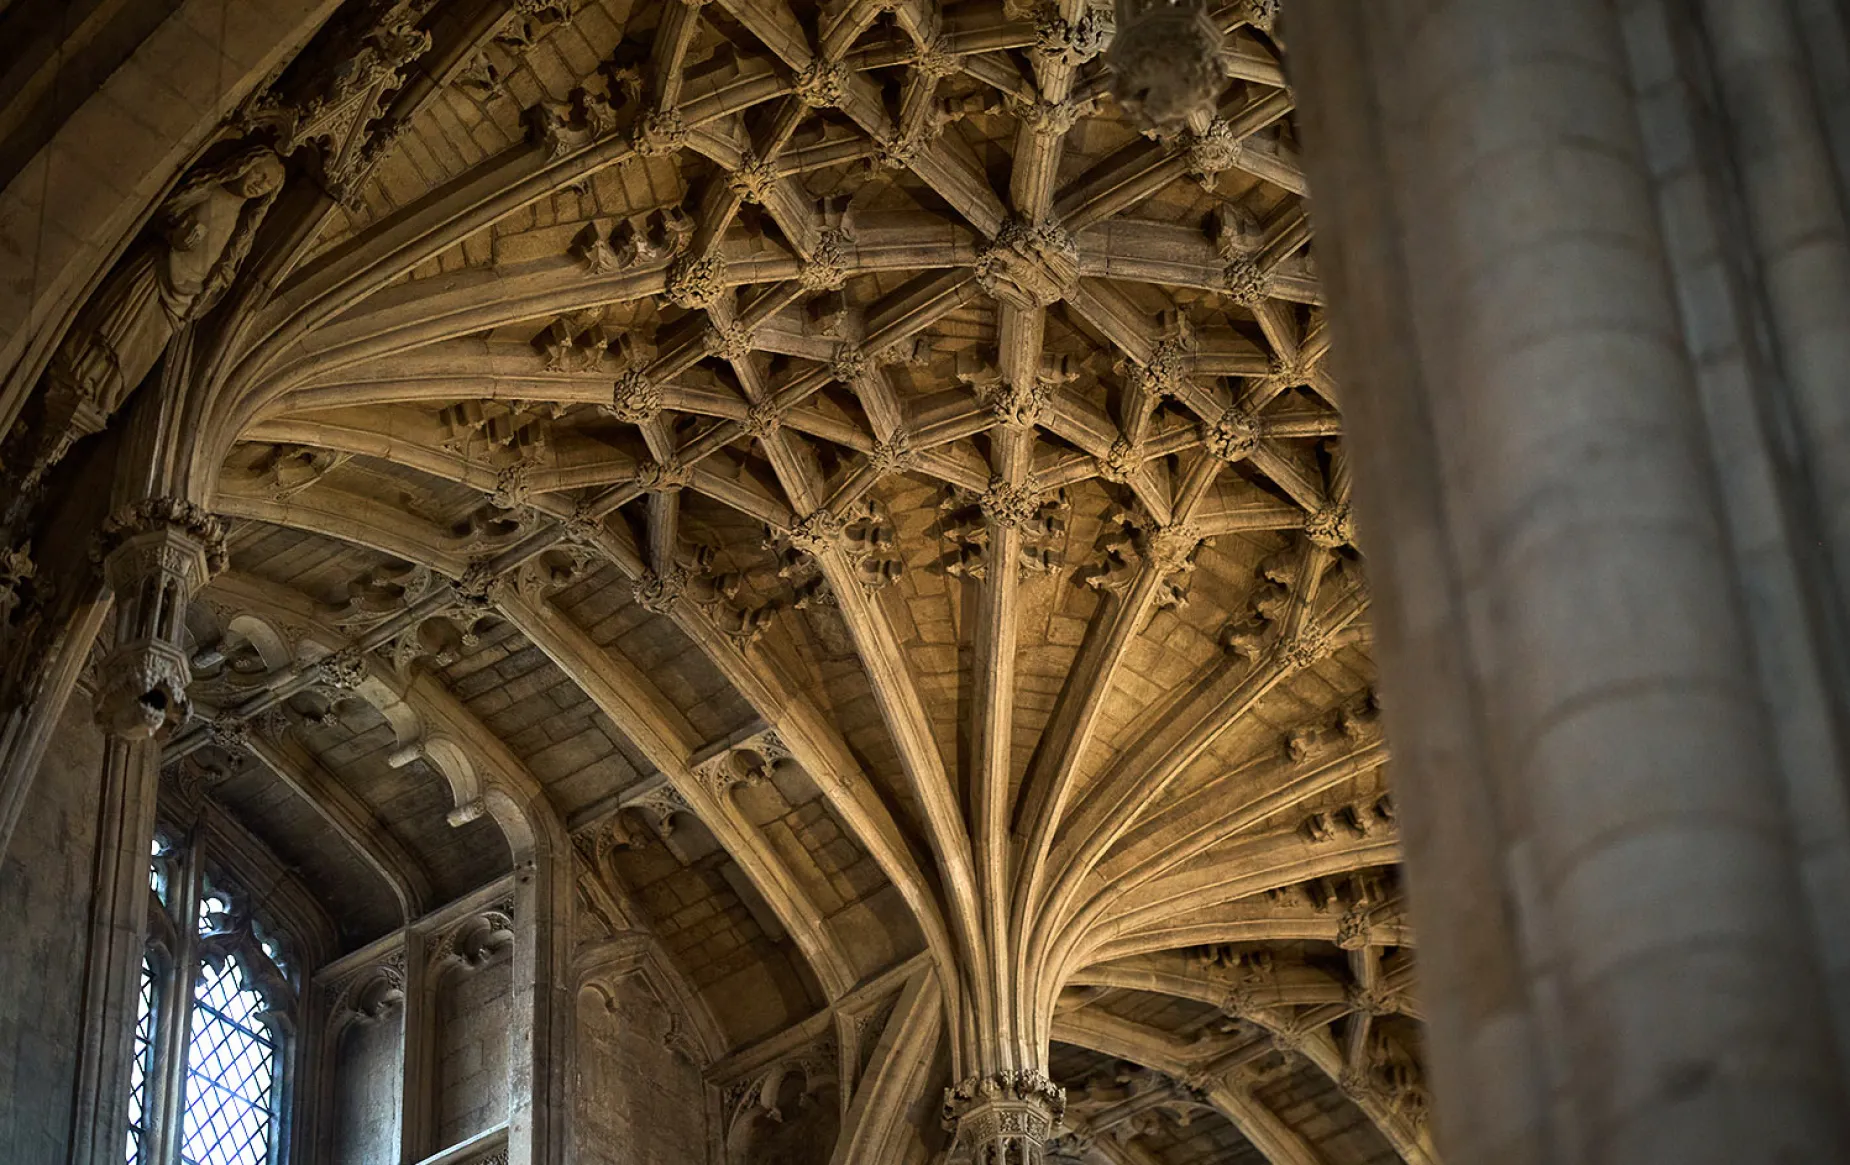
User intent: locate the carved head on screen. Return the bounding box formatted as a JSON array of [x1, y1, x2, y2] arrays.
[[229, 153, 287, 199]]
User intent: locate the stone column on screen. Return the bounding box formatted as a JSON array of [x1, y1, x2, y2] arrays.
[[1291, 1, 1850, 1162], [67, 500, 223, 1165]]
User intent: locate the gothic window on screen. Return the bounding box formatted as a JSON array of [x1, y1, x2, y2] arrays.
[[129, 837, 293, 1165], [181, 893, 279, 1165]]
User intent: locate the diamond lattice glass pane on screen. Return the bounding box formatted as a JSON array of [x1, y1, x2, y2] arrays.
[[181, 959, 275, 1165], [126, 957, 157, 1164]]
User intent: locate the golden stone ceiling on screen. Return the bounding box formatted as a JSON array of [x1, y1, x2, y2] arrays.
[[160, 0, 1430, 1159]]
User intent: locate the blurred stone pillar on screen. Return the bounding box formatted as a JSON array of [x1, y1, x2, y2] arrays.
[[1291, 1, 1850, 1161]]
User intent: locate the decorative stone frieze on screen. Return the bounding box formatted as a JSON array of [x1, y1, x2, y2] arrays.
[[607, 367, 664, 423], [974, 217, 1080, 309]]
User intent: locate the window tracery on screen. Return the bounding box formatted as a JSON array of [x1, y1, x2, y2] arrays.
[[129, 834, 292, 1165]]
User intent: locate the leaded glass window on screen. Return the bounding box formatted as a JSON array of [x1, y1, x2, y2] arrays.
[[129, 848, 290, 1165], [180, 951, 276, 1165], [126, 958, 157, 1165]]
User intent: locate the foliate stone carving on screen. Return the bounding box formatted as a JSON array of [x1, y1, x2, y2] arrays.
[[912, 40, 962, 78], [240, 12, 430, 200], [1107, 0, 1230, 134], [560, 506, 605, 546], [634, 458, 692, 493], [492, 462, 533, 509], [1088, 508, 1205, 606], [454, 557, 509, 613], [1237, 0, 1281, 33], [1033, 4, 1110, 66], [1304, 502, 1355, 548], [1277, 621, 1334, 672], [1223, 254, 1274, 308], [1336, 902, 1373, 950], [529, 88, 620, 158], [867, 431, 917, 477], [742, 402, 784, 440], [1185, 118, 1244, 188], [315, 648, 368, 692], [1097, 437, 1140, 484], [1123, 319, 1197, 400], [607, 367, 664, 423], [705, 320, 757, 361], [793, 59, 849, 108], [1008, 96, 1089, 139], [829, 344, 869, 383], [34, 147, 285, 485], [632, 567, 688, 614], [727, 152, 778, 203], [801, 243, 850, 292], [1347, 982, 1399, 1017], [631, 108, 689, 157], [95, 499, 230, 576], [622, 781, 693, 838], [871, 132, 921, 171], [942, 1070, 1067, 1160], [1202, 406, 1263, 462], [665, 253, 725, 309], [785, 508, 845, 557], [206, 715, 252, 754], [974, 216, 1079, 309], [978, 477, 1046, 529]]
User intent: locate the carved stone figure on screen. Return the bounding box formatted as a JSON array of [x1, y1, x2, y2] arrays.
[[33, 146, 285, 480]]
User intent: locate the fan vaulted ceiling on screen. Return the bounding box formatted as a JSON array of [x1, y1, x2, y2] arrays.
[[164, 0, 1430, 1159]]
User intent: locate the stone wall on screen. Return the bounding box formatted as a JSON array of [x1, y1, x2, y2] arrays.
[[0, 701, 104, 1162], [435, 952, 512, 1149], [329, 1011, 404, 1165], [573, 976, 710, 1165]]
